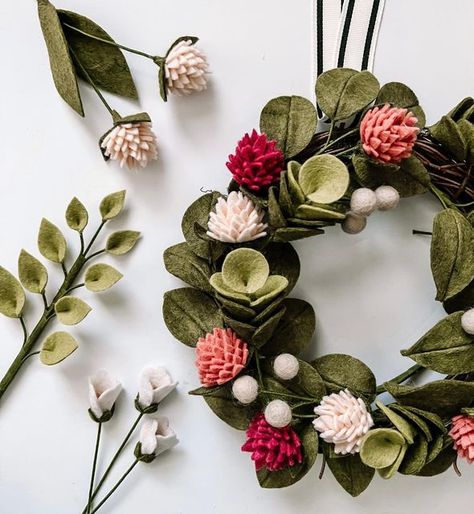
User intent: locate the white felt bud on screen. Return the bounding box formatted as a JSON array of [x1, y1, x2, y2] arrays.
[[273, 354, 299, 380], [264, 400, 292, 428], [461, 308, 474, 335], [342, 212, 367, 234], [350, 188, 377, 216], [232, 375, 259, 404], [375, 185, 400, 211]]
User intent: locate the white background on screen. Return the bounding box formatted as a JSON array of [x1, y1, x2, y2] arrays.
[[0, 1, 473, 513]]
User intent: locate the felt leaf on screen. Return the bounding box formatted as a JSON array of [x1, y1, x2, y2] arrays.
[[251, 294, 286, 324], [416, 438, 456, 477], [38, 218, 67, 263], [401, 311, 474, 374], [375, 401, 416, 444], [217, 294, 256, 322], [378, 444, 407, 479], [84, 263, 123, 292], [425, 432, 446, 465], [430, 116, 466, 161], [204, 384, 256, 430], [100, 190, 126, 221], [360, 428, 406, 469], [385, 380, 474, 417], [298, 155, 349, 204], [106, 230, 141, 256], [402, 406, 446, 434], [398, 436, 429, 475], [295, 204, 346, 221], [376, 82, 426, 127], [58, 10, 138, 99], [316, 68, 380, 121], [291, 360, 326, 401], [443, 279, 474, 314], [54, 296, 91, 325], [312, 354, 376, 403], [326, 453, 375, 497], [40, 331, 78, 365], [264, 243, 300, 293], [223, 316, 256, 341], [65, 197, 88, 232], [431, 209, 474, 301], [163, 288, 223, 347], [0, 267, 26, 318], [210, 274, 251, 304], [286, 161, 305, 205], [221, 249, 269, 294], [37, 0, 83, 115], [267, 187, 286, 229], [447, 97, 474, 121], [388, 404, 435, 442], [272, 227, 324, 242], [262, 299, 315, 356], [249, 275, 289, 308], [259, 96, 317, 158], [251, 307, 285, 347], [164, 242, 212, 293], [278, 171, 296, 217], [18, 250, 48, 294]]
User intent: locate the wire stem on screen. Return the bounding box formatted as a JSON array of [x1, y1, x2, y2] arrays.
[[19, 316, 28, 346], [259, 390, 316, 402], [86, 422, 103, 514], [84, 221, 106, 256]]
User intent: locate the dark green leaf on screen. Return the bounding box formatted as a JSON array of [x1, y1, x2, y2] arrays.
[[267, 187, 286, 229], [376, 82, 426, 127], [278, 172, 296, 217], [326, 453, 375, 497], [251, 307, 285, 347], [291, 360, 326, 401], [444, 279, 474, 314], [223, 316, 256, 341], [263, 243, 300, 293], [430, 116, 466, 161], [416, 438, 456, 477], [272, 227, 324, 242], [18, 250, 48, 294], [398, 436, 429, 475]]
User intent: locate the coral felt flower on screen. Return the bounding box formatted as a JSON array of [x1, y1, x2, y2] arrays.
[[449, 414, 474, 464], [195, 328, 249, 387], [241, 413, 303, 472], [138, 416, 179, 457], [88, 369, 122, 421], [226, 130, 284, 191], [137, 365, 178, 409], [360, 104, 419, 163]]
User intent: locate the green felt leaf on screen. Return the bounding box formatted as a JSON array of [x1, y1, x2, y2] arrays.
[[264, 243, 300, 293], [54, 296, 91, 325], [286, 161, 305, 205], [100, 191, 126, 221], [295, 204, 346, 221], [163, 288, 223, 347], [40, 331, 78, 365], [425, 432, 446, 464], [298, 155, 349, 204], [259, 96, 317, 158], [376, 82, 426, 127], [157, 58, 167, 102], [221, 249, 269, 294], [447, 97, 474, 121], [38, 218, 67, 263], [272, 227, 324, 242], [58, 10, 138, 99], [402, 406, 446, 434], [431, 209, 474, 301], [249, 275, 289, 308], [267, 187, 287, 229], [326, 453, 375, 497], [65, 197, 88, 232], [18, 250, 48, 294], [278, 171, 296, 217], [443, 279, 474, 314], [262, 299, 315, 356], [292, 360, 326, 401], [106, 230, 141, 256], [0, 267, 26, 318], [37, 0, 83, 115], [84, 263, 122, 292], [217, 294, 256, 321], [360, 428, 406, 469], [388, 404, 434, 442], [398, 436, 429, 475], [375, 401, 416, 444], [312, 354, 376, 403], [316, 68, 380, 121], [378, 444, 407, 479], [430, 116, 466, 161], [223, 316, 255, 341], [458, 119, 474, 163], [416, 438, 456, 477], [401, 311, 474, 374], [251, 307, 285, 347], [210, 274, 250, 304], [251, 294, 286, 324]]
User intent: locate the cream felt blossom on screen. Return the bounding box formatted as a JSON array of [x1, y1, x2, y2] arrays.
[[88, 369, 122, 421], [137, 365, 178, 409], [138, 416, 179, 457]]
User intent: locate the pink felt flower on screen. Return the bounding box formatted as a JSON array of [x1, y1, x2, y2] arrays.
[[195, 328, 249, 387], [449, 414, 474, 464], [241, 413, 303, 472], [360, 104, 419, 163], [226, 130, 284, 191]]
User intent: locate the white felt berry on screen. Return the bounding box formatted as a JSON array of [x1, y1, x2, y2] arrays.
[[165, 40, 208, 96], [232, 375, 259, 404], [342, 212, 367, 234], [461, 308, 474, 335], [264, 400, 292, 428], [273, 354, 299, 380], [350, 188, 377, 216], [375, 185, 400, 211]]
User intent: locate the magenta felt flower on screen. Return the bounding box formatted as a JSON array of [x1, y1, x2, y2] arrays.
[[449, 414, 474, 464]]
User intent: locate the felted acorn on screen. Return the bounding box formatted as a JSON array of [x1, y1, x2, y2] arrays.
[[342, 212, 367, 234], [375, 185, 400, 211], [264, 399, 292, 428], [273, 354, 299, 380], [461, 308, 474, 335], [350, 188, 377, 216], [232, 375, 259, 404]]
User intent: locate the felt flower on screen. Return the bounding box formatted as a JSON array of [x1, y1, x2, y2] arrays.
[[449, 414, 474, 463], [137, 365, 178, 410], [226, 130, 284, 191], [137, 416, 179, 461], [313, 389, 374, 454], [101, 121, 158, 170], [164, 40, 208, 95], [241, 413, 303, 472], [360, 104, 419, 163], [207, 191, 268, 243], [195, 328, 249, 387], [88, 369, 122, 422]]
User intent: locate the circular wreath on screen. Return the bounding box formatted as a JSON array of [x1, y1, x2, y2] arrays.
[[162, 69, 474, 496]]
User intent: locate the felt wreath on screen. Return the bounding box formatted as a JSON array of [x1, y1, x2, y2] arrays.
[[163, 68, 474, 496]]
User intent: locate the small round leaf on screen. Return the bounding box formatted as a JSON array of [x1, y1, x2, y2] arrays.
[[106, 230, 141, 255], [221, 249, 269, 294], [38, 218, 67, 263], [40, 331, 78, 365], [360, 428, 406, 469], [100, 190, 126, 220], [55, 296, 92, 325], [65, 197, 88, 232], [0, 266, 26, 318], [85, 263, 123, 292], [18, 250, 48, 294]]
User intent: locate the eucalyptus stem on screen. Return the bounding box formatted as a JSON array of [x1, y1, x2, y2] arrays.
[[19, 316, 28, 346], [315, 127, 359, 155], [85, 221, 106, 255], [259, 390, 316, 402], [86, 423, 103, 514], [375, 364, 423, 395]]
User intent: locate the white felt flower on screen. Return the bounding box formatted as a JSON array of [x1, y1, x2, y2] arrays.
[[138, 365, 178, 409], [139, 416, 179, 456], [88, 369, 122, 420], [164, 40, 208, 95]]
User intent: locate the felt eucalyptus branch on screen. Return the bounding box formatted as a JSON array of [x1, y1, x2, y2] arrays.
[[0, 191, 140, 406], [163, 68, 474, 495], [36, 0, 208, 169]]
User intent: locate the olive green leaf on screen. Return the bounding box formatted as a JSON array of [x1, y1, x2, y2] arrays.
[[286, 161, 305, 205], [58, 10, 138, 99], [0, 267, 26, 318], [291, 360, 326, 401], [221, 249, 269, 294], [298, 154, 349, 204], [444, 279, 474, 314], [37, 0, 83, 115], [100, 190, 126, 221], [431, 209, 474, 301], [295, 204, 346, 221], [267, 187, 286, 229], [376, 82, 426, 127], [218, 295, 256, 321], [249, 276, 289, 308], [360, 428, 406, 469], [272, 227, 325, 242], [251, 307, 285, 347], [416, 437, 457, 477], [398, 436, 429, 475], [65, 197, 88, 232], [164, 242, 212, 292], [326, 452, 375, 497], [38, 218, 67, 263], [18, 250, 48, 294], [264, 242, 301, 293], [223, 316, 256, 341], [388, 404, 435, 442], [316, 68, 380, 121], [401, 311, 474, 374], [40, 331, 78, 365], [401, 405, 446, 434], [259, 96, 317, 158], [447, 97, 474, 121], [55, 296, 91, 325], [85, 263, 123, 292], [375, 401, 416, 444], [278, 171, 296, 217], [106, 230, 141, 256], [378, 444, 408, 479], [163, 288, 223, 347], [430, 115, 466, 161]]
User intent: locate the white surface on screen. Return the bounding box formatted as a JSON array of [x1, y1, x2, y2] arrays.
[[0, 1, 473, 513]]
